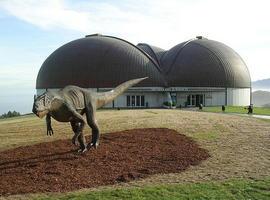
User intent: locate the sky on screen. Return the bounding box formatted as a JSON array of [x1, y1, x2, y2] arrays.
[[0, 0, 270, 114]]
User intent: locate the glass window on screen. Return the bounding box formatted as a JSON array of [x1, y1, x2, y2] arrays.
[[141, 96, 145, 106], [187, 95, 191, 105], [127, 96, 130, 107], [192, 95, 195, 105], [131, 96, 135, 106], [200, 95, 204, 105], [136, 96, 140, 106]]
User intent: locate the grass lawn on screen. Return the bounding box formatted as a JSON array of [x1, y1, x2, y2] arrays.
[[36, 179, 270, 200], [0, 110, 269, 199], [203, 106, 270, 115]]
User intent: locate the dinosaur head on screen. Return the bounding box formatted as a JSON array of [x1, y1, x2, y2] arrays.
[[32, 92, 53, 118]]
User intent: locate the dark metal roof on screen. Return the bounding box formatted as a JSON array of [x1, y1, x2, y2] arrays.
[[36, 35, 251, 89], [160, 38, 251, 88], [137, 43, 166, 67], [36, 35, 167, 89]]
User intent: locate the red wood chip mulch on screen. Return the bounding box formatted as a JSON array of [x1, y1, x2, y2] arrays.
[[0, 128, 209, 195]]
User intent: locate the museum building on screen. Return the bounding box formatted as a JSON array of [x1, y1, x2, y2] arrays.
[[36, 34, 251, 108]]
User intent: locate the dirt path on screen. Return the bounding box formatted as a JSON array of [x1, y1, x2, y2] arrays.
[[0, 128, 209, 195]]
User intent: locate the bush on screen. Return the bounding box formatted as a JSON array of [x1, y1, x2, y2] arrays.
[[0, 111, 21, 119], [163, 102, 176, 107]]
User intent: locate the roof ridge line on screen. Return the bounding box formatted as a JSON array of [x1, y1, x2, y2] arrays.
[[101, 35, 163, 72], [192, 42, 229, 87], [137, 43, 162, 68], [163, 38, 196, 75], [100, 35, 168, 87]]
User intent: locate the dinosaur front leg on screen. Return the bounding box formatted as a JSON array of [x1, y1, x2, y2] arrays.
[[46, 114, 54, 136]]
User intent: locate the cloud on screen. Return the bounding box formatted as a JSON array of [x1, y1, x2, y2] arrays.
[[0, 0, 270, 80], [1, 0, 270, 44], [0, 0, 90, 32], [0, 64, 38, 88]]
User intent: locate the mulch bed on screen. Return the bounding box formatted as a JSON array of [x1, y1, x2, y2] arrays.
[[0, 128, 209, 195]]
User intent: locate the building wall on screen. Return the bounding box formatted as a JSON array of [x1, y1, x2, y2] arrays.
[[37, 89, 46, 96], [176, 93, 187, 106], [37, 88, 97, 96], [205, 92, 226, 106], [104, 92, 165, 108], [176, 91, 225, 106], [36, 87, 251, 107], [227, 88, 250, 106], [36, 89, 165, 108]]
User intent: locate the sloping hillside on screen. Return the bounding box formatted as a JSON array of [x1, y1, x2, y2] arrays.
[[263, 103, 270, 107], [0, 109, 269, 199], [252, 78, 270, 90], [252, 90, 270, 107]]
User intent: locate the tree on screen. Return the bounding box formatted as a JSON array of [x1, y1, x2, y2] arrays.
[[0, 110, 21, 118]]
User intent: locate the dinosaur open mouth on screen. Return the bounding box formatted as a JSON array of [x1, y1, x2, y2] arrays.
[[37, 110, 48, 118]]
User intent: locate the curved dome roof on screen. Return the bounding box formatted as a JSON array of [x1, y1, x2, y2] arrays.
[[36, 35, 251, 90], [160, 37, 251, 88], [36, 34, 166, 89], [137, 43, 166, 67]]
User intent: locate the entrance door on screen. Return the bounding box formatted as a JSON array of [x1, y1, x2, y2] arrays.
[[187, 94, 195, 106], [187, 94, 204, 106], [126, 95, 145, 107], [195, 94, 204, 106]]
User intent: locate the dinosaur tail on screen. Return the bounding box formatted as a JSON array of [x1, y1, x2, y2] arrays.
[[96, 77, 148, 108]]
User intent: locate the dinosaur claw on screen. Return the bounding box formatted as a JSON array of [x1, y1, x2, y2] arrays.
[[77, 148, 87, 153], [87, 142, 99, 149], [72, 137, 79, 146]]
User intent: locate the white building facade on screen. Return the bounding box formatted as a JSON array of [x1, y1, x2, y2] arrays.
[[37, 86, 251, 107]]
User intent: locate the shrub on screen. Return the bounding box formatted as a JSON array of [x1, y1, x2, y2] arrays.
[[163, 102, 176, 107], [0, 111, 21, 118]]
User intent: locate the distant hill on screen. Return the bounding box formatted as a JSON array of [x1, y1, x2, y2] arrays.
[[252, 90, 270, 107], [263, 103, 270, 107], [252, 78, 270, 90]]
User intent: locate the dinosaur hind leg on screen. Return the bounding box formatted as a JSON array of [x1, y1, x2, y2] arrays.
[[70, 121, 87, 152], [77, 131, 87, 153], [70, 121, 79, 145], [85, 106, 100, 149], [88, 121, 100, 149]]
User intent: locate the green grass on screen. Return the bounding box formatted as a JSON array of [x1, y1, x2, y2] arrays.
[[193, 131, 219, 140], [35, 179, 270, 200], [203, 106, 270, 115], [0, 113, 34, 123], [1, 110, 269, 199], [258, 118, 270, 123]]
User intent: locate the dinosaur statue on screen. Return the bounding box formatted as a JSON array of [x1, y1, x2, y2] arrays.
[[32, 77, 147, 153]]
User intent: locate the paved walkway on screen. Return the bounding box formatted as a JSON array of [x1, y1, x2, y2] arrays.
[[234, 113, 270, 119], [181, 107, 270, 120]]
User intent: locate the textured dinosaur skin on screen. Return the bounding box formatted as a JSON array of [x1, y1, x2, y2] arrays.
[[32, 77, 147, 153]]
